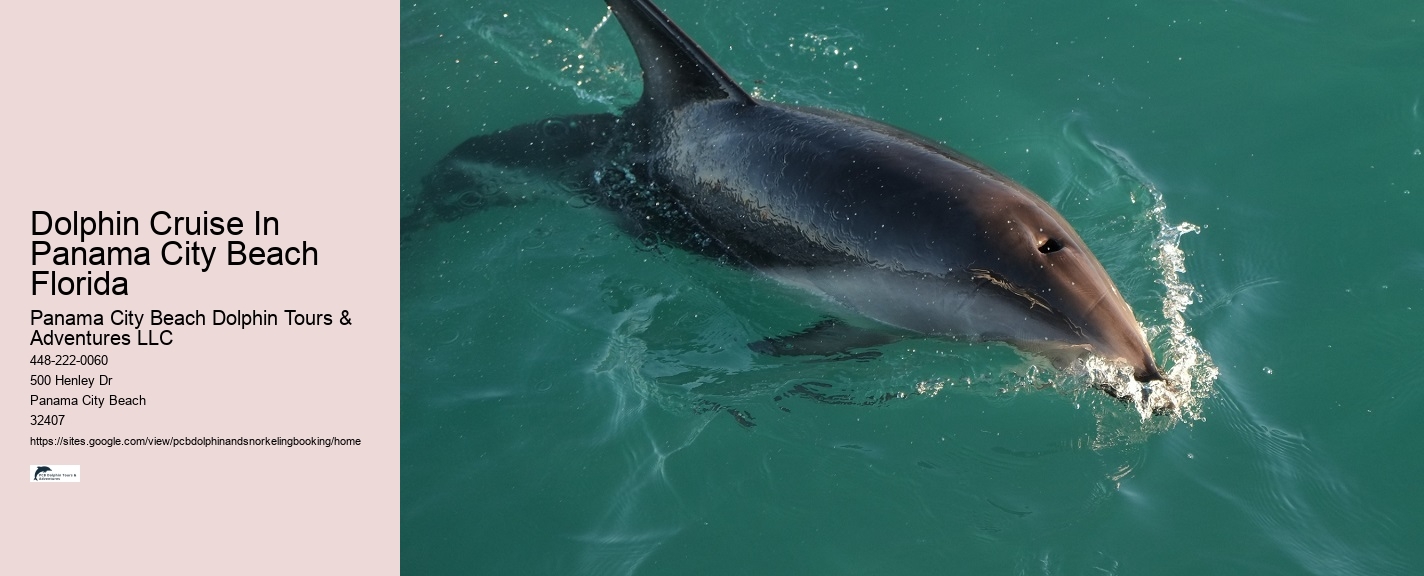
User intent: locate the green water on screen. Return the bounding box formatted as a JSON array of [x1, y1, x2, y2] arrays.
[[400, 1, 1424, 573]]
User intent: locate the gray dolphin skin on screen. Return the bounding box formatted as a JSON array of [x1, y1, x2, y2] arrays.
[[405, 0, 1165, 392]]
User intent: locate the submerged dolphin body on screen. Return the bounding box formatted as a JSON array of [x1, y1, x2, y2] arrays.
[[406, 0, 1165, 392]]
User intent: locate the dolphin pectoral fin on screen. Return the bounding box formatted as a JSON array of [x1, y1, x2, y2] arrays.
[[403, 113, 620, 232], [748, 318, 902, 359]]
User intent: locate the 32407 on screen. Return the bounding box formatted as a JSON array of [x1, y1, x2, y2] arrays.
[[31, 414, 65, 425]]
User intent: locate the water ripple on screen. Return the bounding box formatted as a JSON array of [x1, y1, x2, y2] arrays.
[[1208, 382, 1414, 575]]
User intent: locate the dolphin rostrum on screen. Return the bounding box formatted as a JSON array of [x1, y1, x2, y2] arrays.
[[405, 0, 1166, 396]]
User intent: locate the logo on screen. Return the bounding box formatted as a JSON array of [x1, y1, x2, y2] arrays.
[[31, 464, 80, 482]]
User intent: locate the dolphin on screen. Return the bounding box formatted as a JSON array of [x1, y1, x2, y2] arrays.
[[405, 0, 1165, 394]]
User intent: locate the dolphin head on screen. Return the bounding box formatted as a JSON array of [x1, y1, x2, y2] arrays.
[[959, 188, 1163, 383]]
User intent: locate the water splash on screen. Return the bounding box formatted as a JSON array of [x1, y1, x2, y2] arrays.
[[750, 26, 868, 107], [464, 7, 638, 108], [1145, 193, 1219, 420], [786, 30, 861, 65], [1060, 189, 1218, 427]]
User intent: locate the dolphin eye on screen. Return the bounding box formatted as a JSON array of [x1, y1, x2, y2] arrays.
[[1038, 238, 1063, 254]]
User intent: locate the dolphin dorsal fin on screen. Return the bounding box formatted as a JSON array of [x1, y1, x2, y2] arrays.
[[605, 0, 755, 109]]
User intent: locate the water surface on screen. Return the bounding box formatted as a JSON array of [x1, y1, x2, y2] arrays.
[[402, 1, 1424, 573]]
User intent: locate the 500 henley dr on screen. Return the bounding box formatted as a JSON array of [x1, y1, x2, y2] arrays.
[[31, 210, 319, 295]]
